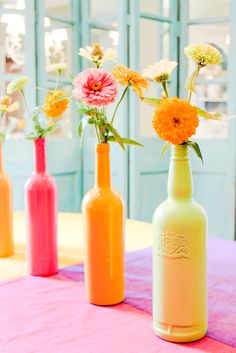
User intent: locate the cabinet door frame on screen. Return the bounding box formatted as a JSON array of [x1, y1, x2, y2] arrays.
[[179, 0, 236, 240]]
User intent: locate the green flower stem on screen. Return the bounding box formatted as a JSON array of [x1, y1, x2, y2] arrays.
[[55, 71, 61, 91], [110, 85, 129, 124], [20, 89, 32, 118], [161, 81, 169, 98], [187, 64, 201, 103], [93, 108, 103, 143], [94, 124, 101, 143], [99, 125, 106, 143]]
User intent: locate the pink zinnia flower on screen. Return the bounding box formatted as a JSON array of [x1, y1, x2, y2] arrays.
[[73, 68, 118, 107]]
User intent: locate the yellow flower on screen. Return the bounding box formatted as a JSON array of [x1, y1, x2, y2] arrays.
[[184, 43, 222, 66], [49, 62, 68, 74], [143, 59, 177, 83], [152, 97, 199, 145], [112, 65, 149, 97], [16, 119, 26, 130], [44, 90, 69, 118], [78, 43, 117, 67], [7, 76, 30, 94], [0, 95, 20, 113]]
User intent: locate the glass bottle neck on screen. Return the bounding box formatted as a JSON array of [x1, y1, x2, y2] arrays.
[[167, 145, 193, 200], [95, 143, 111, 188], [34, 138, 46, 174]]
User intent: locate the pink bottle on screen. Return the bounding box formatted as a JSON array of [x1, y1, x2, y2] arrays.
[[25, 138, 58, 276]]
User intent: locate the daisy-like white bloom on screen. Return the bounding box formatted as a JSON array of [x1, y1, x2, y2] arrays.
[[49, 62, 68, 74], [143, 59, 177, 83], [7, 76, 30, 94], [0, 95, 20, 113], [184, 43, 222, 66], [78, 43, 117, 67]]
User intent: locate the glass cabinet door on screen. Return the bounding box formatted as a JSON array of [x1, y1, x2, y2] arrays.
[[80, 0, 128, 203], [128, 0, 178, 221], [179, 0, 235, 239], [0, 0, 82, 212]]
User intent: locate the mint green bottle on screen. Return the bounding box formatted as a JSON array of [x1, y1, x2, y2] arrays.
[[153, 144, 207, 342]]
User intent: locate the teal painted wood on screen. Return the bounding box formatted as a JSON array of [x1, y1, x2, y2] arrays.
[[223, 0, 236, 239], [140, 12, 172, 23], [2, 0, 37, 210], [80, 0, 129, 213], [178, 0, 189, 99], [0, 8, 25, 15], [2, 0, 82, 212], [177, 1, 235, 239], [128, 0, 177, 220], [188, 17, 229, 25], [169, 0, 178, 96]]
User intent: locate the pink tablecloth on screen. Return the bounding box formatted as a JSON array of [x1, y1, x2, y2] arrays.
[[0, 276, 235, 353], [60, 236, 236, 348]]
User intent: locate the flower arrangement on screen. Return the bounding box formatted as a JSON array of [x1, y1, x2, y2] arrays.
[[73, 43, 148, 149], [7, 63, 69, 139], [142, 43, 223, 162]]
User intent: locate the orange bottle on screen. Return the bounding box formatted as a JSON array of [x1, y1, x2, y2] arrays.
[[82, 143, 124, 305], [0, 142, 14, 257]]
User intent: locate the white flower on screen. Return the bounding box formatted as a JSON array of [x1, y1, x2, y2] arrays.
[[102, 48, 117, 62], [7, 76, 30, 94], [50, 62, 68, 73], [184, 43, 222, 66], [143, 59, 177, 83], [78, 44, 117, 66], [0, 95, 20, 113], [79, 47, 94, 60]]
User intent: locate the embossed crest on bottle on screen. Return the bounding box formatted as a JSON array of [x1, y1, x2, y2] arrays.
[[157, 232, 190, 259]]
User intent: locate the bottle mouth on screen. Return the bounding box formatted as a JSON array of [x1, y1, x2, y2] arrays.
[[34, 137, 45, 146], [96, 143, 110, 153], [170, 144, 189, 160]]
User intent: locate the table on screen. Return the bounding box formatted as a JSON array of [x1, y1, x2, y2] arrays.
[[0, 212, 152, 281], [0, 212, 235, 353]]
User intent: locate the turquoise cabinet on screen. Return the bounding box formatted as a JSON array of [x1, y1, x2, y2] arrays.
[[127, 0, 235, 240], [0, 0, 235, 240], [0, 0, 82, 212]]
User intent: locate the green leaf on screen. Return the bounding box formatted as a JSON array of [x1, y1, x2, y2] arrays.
[[88, 117, 95, 124], [141, 97, 163, 107], [106, 123, 125, 150], [26, 133, 37, 140], [195, 106, 223, 120], [76, 108, 105, 119], [78, 117, 89, 137], [76, 108, 91, 115], [107, 136, 144, 147], [160, 142, 170, 158], [184, 141, 204, 164], [78, 121, 83, 137], [120, 138, 144, 147]]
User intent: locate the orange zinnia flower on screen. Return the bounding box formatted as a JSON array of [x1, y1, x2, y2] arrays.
[[44, 90, 69, 118], [152, 97, 199, 145], [113, 65, 149, 97]]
